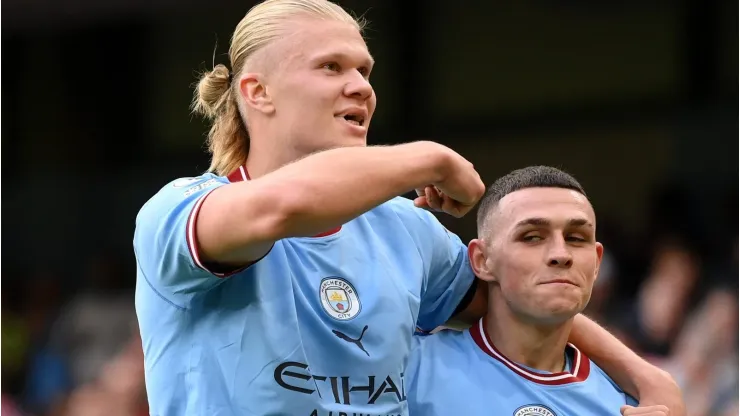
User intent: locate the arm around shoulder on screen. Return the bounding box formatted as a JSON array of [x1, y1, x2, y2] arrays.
[[569, 314, 685, 416]]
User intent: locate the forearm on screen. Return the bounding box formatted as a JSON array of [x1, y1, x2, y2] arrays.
[[570, 314, 652, 398], [265, 141, 450, 238], [571, 315, 685, 414]]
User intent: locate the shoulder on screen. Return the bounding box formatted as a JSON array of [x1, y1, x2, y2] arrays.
[[362, 196, 440, 236], [152, 174, 227, 202], [383, 196, 433, 219], [587, 360, 639, 404], [138, 174, 227, 218], [135, 173, 229, 247], [587, 359, 625, 391], [413, 328, 468, 355], [408, 329, 473, 384], [376, 196, 451, 235]]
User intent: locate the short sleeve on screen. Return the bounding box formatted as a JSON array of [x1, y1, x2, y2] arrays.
[[414, 210, 476, 332], [134, 175, 235, 296]]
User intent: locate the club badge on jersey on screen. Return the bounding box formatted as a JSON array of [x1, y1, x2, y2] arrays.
[[320, 277, 361, 320]]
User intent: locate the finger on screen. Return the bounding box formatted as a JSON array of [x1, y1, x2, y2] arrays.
[[635, 405, 669, 414], [413, 196, 442, 213], [444, 193, 476, 217], [415, 188, 425, 197], [621, 405, 669, 416], [439, 194, 458, 214], [413, 196, 430, 209], [439, 195, 467, 218], [425, 186, 442, 210], [625, 412, 668, 416], [621, 405, 639, 415]]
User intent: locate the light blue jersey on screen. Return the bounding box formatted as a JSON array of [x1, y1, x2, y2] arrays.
[[407, 318, 638, 416], [133, 165, 475, 416]]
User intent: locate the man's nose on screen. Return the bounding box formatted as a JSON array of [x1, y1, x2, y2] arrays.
[[547, 240, 573, 268]]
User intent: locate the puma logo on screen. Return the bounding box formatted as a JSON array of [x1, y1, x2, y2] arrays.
[[332, 325, 369, 356]]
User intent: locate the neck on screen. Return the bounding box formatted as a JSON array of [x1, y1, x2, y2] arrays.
[[244, 141, 300, 179], [485, 290, 573, 373]]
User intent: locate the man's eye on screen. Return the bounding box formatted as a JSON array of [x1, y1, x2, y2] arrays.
[[322, 62, 341, 72]]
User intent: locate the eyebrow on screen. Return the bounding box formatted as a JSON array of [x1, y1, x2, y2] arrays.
[[312, 52, 375, 69], [514, 217, 594, 229]]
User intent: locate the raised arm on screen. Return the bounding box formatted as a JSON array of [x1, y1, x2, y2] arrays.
[[196, 141, 485, 266]]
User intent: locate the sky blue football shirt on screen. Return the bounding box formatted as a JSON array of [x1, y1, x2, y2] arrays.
[[133, 165, 476, 416], [407, 318, 638, 416]]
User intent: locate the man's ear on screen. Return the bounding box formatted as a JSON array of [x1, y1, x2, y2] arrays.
[[238, 72, 275, 115], [468, 239, 496, 283], [593, 241, 604, 281]]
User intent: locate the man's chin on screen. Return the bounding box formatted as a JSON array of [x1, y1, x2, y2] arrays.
[[524, 302, 583, 326]]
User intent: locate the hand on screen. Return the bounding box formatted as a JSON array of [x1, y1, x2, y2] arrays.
[[414, 184, 480, 218], [413, 148, 484, 218], [634, 368, 686, 416], [621, 405, 670, 415]]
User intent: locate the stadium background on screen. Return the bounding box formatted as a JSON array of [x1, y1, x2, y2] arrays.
[[1, 0, 737, 415]]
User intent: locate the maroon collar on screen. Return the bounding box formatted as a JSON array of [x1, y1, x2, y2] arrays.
[[225, 164, 341, 238], [469, 317, 590, 385], [226, 165, 250, 182]]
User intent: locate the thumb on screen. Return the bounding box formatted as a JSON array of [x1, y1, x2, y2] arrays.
[[620, 405, 635, 415]]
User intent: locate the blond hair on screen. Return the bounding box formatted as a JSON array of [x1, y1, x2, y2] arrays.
[[191, 0, 366, 175]]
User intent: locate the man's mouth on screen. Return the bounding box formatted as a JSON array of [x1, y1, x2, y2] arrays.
[[339, 114, 365, 126], [335, 107, 368, 128], [540, 279, 578, 286]]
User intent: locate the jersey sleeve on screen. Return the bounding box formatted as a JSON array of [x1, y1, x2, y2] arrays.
[[134, 176, 239, 297], [414, 210, 476, 332]]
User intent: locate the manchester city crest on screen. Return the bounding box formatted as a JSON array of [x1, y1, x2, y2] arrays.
[[514, 405, 557, 416], [320, 277, 361, 320]]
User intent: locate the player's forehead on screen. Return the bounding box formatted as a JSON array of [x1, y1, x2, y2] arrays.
[[277, 17, 372, 68], [495, 187, 595, 228]]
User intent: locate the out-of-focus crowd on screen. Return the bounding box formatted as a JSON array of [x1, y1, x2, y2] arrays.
[[592, 185, 739, 416], [2, 255, 147, 416], [1, 183, 736, 416]]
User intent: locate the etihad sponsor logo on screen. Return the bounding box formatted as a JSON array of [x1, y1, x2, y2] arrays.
[[274, 361, 406, 406]]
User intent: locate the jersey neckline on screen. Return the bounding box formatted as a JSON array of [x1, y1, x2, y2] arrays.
[[226, 164, 342, 238], [468, 317, 591, 385]]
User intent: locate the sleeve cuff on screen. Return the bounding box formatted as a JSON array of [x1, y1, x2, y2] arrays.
[[185, 189, 250, 278]]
